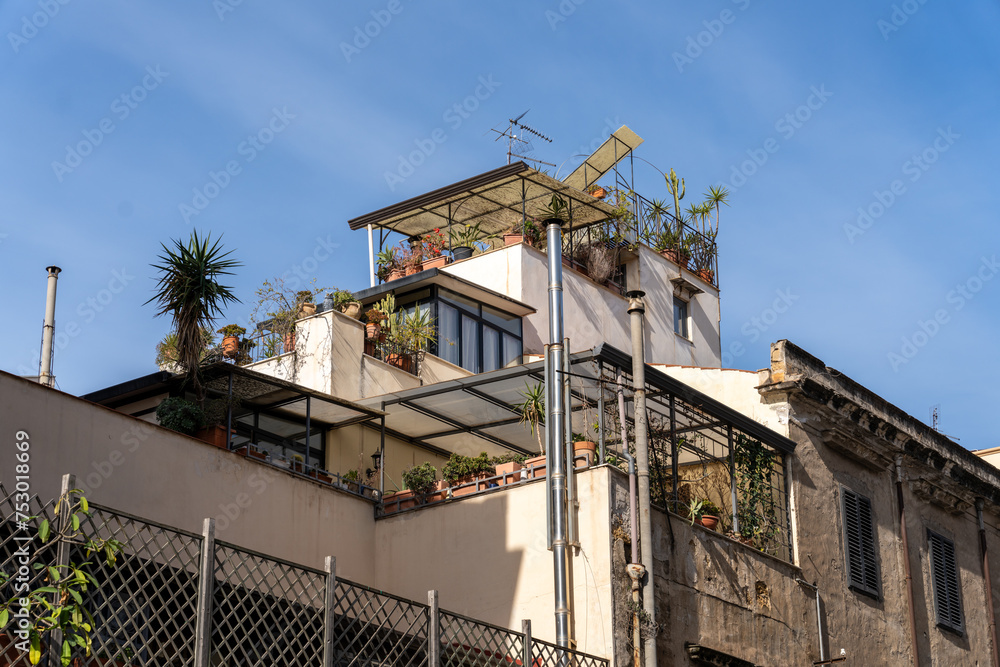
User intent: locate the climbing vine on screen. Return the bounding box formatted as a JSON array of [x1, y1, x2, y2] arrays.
[[733, 433, 781, 554]]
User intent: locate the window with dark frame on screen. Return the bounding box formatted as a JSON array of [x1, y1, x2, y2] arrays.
[[842, 487, 881, 598], [673, 298, 689, 339], [928, 529, 964, 634], [392, 286, 523, 375]]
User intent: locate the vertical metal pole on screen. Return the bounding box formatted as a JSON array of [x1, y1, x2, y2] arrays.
[[367, 223, 376, 287], [225, 371, 234, 451], [728, 426, 738, 535], [39, 266, 61, 388], [47, 474, 74, 667], [597, 361, 606, 464], [323, 557, 336, 667], [305, 396, 312, 469], [379, 406, 387, 501], [670, 396, 678, 510], [628, 292, 657, 667], [546, 216, 571, 654], [194, 518, 216, 667], [428, 590, 440, 667], [617, 375, 639, 566], [563, 338, 578, 547], [544, 344, 552, 550], [522, 620, 533, 667]]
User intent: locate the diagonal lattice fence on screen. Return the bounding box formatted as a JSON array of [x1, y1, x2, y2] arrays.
[[0, 481, 608, 667]]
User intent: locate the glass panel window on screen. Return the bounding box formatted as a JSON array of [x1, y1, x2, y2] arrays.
[[439, 287, 479, 314], [502, 333, 522, 368], [462, 314, 480, 373], [438, 302, 460, 366], [482, 304, 523, 335], [482, 327, 500, 372], [674, 299, 690, 339]]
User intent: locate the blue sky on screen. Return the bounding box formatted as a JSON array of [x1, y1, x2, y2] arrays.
[[2, 1, 997, 448]]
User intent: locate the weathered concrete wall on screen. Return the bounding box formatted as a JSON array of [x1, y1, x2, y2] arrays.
[[1, 371, 378, 583], [657, 365, 784, 433], [373, 466, 614, 657], [759, 339, 1000, 665]]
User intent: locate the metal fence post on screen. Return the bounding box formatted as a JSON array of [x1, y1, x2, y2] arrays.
[[47, 474, 74, 667], [194, 518, 215, 667], [522, 620, 532, 667], [323, 557, 336, 667], [428, 590, 439, 667]]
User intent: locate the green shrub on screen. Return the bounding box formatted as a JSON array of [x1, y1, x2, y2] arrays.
[[490, 452, 527, 466], [442, 452, 494, 484], [155, 397, 206, 435], [402, 463, 437, 498]]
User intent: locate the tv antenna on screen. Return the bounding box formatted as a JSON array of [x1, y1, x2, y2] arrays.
[[930, 405, 960, 441], [489, 110, 555, 168]]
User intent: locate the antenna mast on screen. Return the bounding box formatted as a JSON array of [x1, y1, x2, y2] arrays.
[[489, 110, 556, 168]]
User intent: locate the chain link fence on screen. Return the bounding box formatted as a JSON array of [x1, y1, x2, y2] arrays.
[[1, 481, 608, 667]]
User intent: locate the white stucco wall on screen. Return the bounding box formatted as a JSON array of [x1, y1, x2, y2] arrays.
[[657, 365, 788, 434]]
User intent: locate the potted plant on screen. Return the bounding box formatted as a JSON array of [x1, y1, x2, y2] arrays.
[[383, 303, 435, 373], [587, 183, 607, 199], [364, 307, 386, 346], [216, 324, 246, 359], [401, 462, 439, 505], [514, 381, 546, 476], [421, 228, 448, 269], [376, 247, 403, 282], [330, 289, 362, 318], [449, 222, 484, 260], [442, 452, 495, 497], [398, 241, 423, 275], [572, 432, 598, 467], [652, 228, 687, 267], [491, 453, 527, 485], [688, 498, 722, 531], [296, 290, 316, 317], [155, 396, 206, 436], [503, 218, 541, 247], [342, 468, 362, 493], [236, 443, 268, 461]]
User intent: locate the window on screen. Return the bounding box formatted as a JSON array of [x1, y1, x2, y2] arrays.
[[673, 298, 689, 338], [928, 530, 963, 634], [437, 288, 522, 373], [842, 488, 880, 598]]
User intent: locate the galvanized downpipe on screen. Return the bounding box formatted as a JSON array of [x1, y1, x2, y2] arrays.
[[545, 216, 571, 650], [977, 499, 1000, 667], [896, 457, 920, 667], [627, 291, 657, 667], [617, 372, 641, 667]]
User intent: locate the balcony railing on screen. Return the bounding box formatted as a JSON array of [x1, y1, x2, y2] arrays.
[[364, 334, 420, 375]]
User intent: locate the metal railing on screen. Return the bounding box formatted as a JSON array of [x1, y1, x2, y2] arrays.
[[364, 335, 420, 376], [0, 481, 608, 666]]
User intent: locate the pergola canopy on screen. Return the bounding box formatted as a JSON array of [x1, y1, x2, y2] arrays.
[[347, 162, 619, 241]]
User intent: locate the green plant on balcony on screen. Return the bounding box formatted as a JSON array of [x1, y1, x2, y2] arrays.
[[442, 452, 494, 485], [251, 278, 328, 352], [401, 463, 438, 502], [515, 381, 546, 455], [155, 396, 206, 435], [733, 433, 781, 553], [376, 247, 401, 282]]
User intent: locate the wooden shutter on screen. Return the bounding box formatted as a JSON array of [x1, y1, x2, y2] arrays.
[[842, 488, 880, 597], [929, 530, 964, 633]]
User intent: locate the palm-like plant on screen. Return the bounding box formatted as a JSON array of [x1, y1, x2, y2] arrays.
[[147, 231, 241, 403], [704, 185, 730, 236], [515, 382, 546, 454]]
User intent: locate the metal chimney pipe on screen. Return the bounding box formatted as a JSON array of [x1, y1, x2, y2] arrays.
[[545, 215, 571, 652], [628, 290, 658, 667], [39, 266, 62, 388]]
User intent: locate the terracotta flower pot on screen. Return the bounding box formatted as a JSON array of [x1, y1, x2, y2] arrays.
[[404, 263, 423, 276], [195, 424, 234, 450], [341, 301, 362, 319], [697, 268, 714, 284], [386, 353, 414, 373], [423, 255, 448, 270], [283, 332, 296, 353], [388, 268, 405, 281], [495, 461, 524, 486], [525, 454, 547, 479], [299, 302, 316, 317], [589, 187, 606, 199], [699, 515, 720, 531], [573, 440, 597, 468], [660, 249, 690, 268], [503, 233, 524, 247], [222, 335, 239, 359]]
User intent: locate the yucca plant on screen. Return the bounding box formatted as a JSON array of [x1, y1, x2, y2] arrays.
[[146, 231, 241, 404], [515, 382, 546, 455]]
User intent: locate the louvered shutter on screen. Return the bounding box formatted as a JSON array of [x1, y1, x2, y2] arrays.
[[842, 488, 880, 597], [929, 530, 964, 633]]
